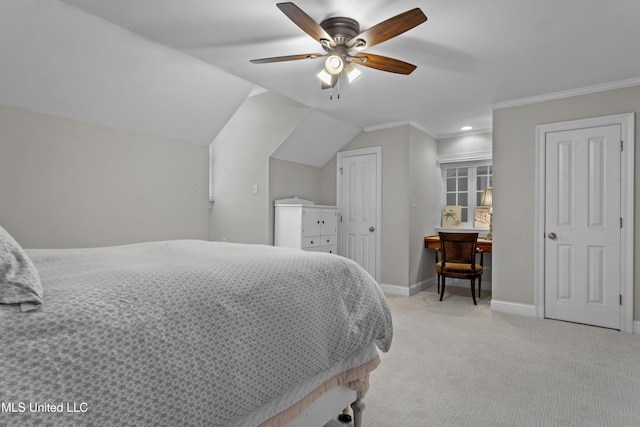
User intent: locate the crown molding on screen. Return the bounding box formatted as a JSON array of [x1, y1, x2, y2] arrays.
[[437, 151, 492, 165], [490, 77, 640, 110], [363, 120, 410, 132], [363, 120, 434, 137], [436, 127, 493, 140], [408, 120, 429, 134]]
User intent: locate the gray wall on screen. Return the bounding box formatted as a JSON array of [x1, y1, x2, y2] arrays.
[[409, 126, 439, 286], [0, 104, 209, 248], [323, 125, 438, 288], [268, 158, 329, 244], [493, 85, 640, 321], [209, 92, 311, 244], [438, 132, 493, 155]]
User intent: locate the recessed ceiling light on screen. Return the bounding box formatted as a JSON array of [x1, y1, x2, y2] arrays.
[[461, 126, 473, 131]]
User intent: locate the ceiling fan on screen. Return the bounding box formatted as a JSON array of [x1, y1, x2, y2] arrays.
[[250, 2, 427, 89]]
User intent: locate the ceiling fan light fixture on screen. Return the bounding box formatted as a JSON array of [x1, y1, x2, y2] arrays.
[[345, 63, 362, 83], [324, 55, 344, 75], [316, 68, 334, 85], [317, 55, 344, 85]]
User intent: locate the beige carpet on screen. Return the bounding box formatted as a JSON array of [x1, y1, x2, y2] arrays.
[[327, 286, 640, 426]]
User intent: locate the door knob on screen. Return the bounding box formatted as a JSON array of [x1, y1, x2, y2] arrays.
[[369, 226, 375, 232], [548, 232, 557, 240]]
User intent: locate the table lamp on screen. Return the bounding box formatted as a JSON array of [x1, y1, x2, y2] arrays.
[[481, 187, 493, 240]]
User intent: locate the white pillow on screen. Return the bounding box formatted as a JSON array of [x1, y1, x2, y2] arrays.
[[0, 225, 43, 312]]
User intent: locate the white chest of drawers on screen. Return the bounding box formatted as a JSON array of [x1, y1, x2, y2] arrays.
[[274, 203, 338, 254]]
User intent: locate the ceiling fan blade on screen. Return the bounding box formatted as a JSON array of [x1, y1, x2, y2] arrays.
[[321, 73, 340, 89], [277, 2, 336, 48], [352, 53, 417, 75], [348, 8, 427, 50], [250, 53, 325, 64]]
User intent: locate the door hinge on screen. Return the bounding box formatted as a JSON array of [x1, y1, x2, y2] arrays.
[[340, 167, 343, 175], [620, 140, 624, 151], [340, 215, 343, 223], [620, 217, 623, 228], [620, 294, 623, 305]]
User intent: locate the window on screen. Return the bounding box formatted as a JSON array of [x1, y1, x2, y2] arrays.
[[438, 152, 492, 228]]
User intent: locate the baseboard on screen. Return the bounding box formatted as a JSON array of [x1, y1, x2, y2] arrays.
[[442, 277, 492, 291], [380, 278, 435, 296], [491, 304, 639, 333], [491, 299, 538, 317], [380, 276, 494, 297], [382, 283, 636, 332]]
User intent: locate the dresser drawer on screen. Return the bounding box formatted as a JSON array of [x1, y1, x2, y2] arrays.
[[319, 235, 336, 247], [302, 235, 321, 248], [306, 245, 337, 254], [302, 235, 335, 248]]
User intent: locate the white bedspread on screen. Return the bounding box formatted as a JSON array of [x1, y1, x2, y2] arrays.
[[0, 240, 392, 426]]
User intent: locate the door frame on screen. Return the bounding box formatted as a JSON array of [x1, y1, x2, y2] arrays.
[[336, 146, 382, 282], [534, 113, 635, 333]]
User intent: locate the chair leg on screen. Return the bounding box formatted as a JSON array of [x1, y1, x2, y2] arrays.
[[437, 274, 440, 294], [470, 278, 477, 305], [439, 276, 445, 301], [478, 275, 482, 298]]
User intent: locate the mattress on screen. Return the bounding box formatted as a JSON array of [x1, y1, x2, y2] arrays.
[[0, 240, 392, 426]]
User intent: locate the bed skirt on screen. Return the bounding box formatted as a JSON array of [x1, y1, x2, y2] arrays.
[[261, 354, 380, 426]]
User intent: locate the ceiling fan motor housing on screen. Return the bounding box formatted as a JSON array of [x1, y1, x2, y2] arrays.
[[320, 17, 360, 46]]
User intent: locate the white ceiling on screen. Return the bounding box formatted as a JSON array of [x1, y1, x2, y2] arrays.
[[271, 110, 361, 167], [2, 0, 640, 162], [58, 0, 640, 138]]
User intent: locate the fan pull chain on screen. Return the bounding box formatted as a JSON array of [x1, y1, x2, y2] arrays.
[[329, 77, 341, 100]]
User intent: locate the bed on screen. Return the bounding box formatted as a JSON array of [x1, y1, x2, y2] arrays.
[[0, 225, 392, 427]]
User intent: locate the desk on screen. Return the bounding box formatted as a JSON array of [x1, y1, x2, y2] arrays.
[[424, 235, 493, 253]]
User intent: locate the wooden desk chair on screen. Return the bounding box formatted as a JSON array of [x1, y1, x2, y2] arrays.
[[436, 232, 484, 305], [435, 247, 484, 297]]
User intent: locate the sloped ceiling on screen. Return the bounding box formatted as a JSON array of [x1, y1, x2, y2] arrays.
[[3, 0, 640, 164], [271, 110, 361, 167], [0, 0, 253, 146]]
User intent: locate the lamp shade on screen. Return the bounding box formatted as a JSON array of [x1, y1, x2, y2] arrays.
[[345, 63, 362, 83], [316, 68, 333, 85], [481, 187, 493, 206], [324, 55, 344, 75]]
